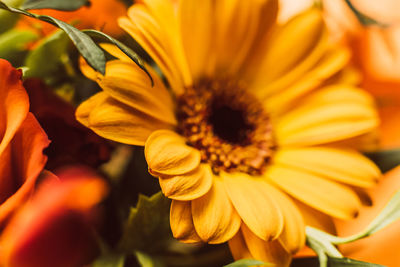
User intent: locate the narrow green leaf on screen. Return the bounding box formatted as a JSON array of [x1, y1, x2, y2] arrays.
[[0, 29, 38, 59], [0, 0, 24, 34], [0, 1, 106, 74], [83, 29, 154, 86], [328, 257, 385, 267], [223, 259, 270, 267], [344, 0, 386, 27], [119, 192, 171, 253], [92, 253, 125, 267], [22, 0, 90, 11], [329, 190, 400, 245], [365, 149, 400, 173], [135, 251, 165, 267], [24, 29, 69, 78]]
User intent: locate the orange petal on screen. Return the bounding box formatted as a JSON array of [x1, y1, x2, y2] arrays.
[[0, 113, 49, 225], [191, 178, 241, 244], [0, 167, 108, 267], [170, 200, 201, 243], [159, 164, 213, 201], [145, 130, 201, 176], [334, 166, 400, 267], [221, 172, 284, 241], [0, 59, 29, 157]]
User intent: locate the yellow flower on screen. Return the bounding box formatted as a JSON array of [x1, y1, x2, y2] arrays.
[[76, 1, 380, 265]]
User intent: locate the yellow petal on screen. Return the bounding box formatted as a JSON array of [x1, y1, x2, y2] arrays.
[[261, 47, 349, 113], [99, 60, 176, 125], [241, 224, 292, 267], [221, 172, 283, 241], [118, 10, 183, 94], [191, 178, 241, 244], [179, 0, 214, 80], [79, 56, 99, 81], [158, 164, 213, 201], [275, 87, 378, 146], [212, 0, 275, 75], [100, 43, 132, 62], [266, 186, 305, 254], [170, 200, 201, 243], [274, 147, 380, 188], [266, 165, 361, 219], [228, 230, 253, 260], [76, 92, 171, 146], [256, 8, 325, 84], [294, 199, 336, 235], [145, 130, 201, 176], [140, 0, 192, 86]]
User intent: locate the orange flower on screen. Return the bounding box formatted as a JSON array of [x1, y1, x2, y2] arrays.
[[318, 0, 400, 149], [17, 0, 127, 37], [0, 59, 49, 225], [335, 166, 400, 267], [0, 167, 108, 267]]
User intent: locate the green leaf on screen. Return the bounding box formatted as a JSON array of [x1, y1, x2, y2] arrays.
[[92, 253, 125, 267], [82, 29, 154, 86], [328, 257, 385, 267], [344, 0, 387, 27], [24, 29, 69, 78], [0, 29, 38, 59], [119, 192, 171, 253], [0, 1, 106, 74], [223, 259, 270, 267], [22, 0, 90, 11], [135, 251, 165, 267], [365, 149, 400, 173], [0, 0, 24, 34]]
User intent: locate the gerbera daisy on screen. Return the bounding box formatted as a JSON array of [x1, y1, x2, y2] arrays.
[[76, 0, 380, 265]]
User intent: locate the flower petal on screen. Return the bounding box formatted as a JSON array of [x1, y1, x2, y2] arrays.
[[76, 92, 172, 146], [0, 113, 49, 224], [228, 230, 253, 260], [266, 165, 361, 219], [294, 199, 336, 235], [273, 147, 380, 188], [255, 8, 326, 85], [191, 178, 241, 244], [0, 60, 29, 156], [211, 0, 278, 76], [99, 60, 176, 126], [159, 164, 213, 201], [275, 86, 378, 146], [221, 172, 284, 241], [170, 200, 201, 243], [241, 224, 292, 267], [145, 130, 201, 176], [119, 0, 191, 93], [266, 186, 305, 254]]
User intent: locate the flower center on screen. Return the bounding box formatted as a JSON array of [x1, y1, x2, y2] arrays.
[[177, 80, 275, 175]]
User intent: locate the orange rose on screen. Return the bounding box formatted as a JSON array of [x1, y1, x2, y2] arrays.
[[17, 0, 127, 37], [0, 59, 49, 225], [0, 167, 108, 267]]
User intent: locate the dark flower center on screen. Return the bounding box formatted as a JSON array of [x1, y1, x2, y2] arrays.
[[178, 79, 274, 175]]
